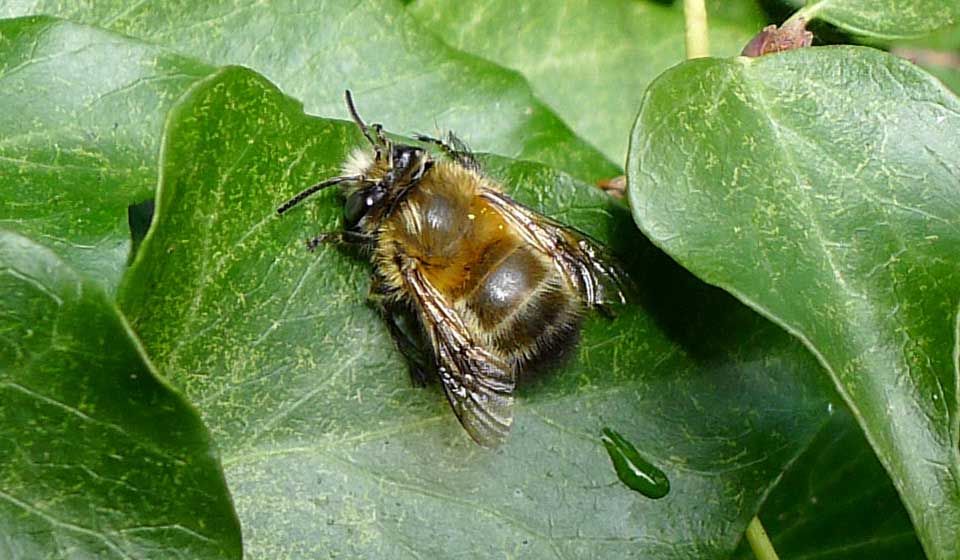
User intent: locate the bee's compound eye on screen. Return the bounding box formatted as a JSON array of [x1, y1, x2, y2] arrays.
[[344, 186, 385, 229]]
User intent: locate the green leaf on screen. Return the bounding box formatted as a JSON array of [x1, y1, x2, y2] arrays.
[[0, 0, 618, 182], [408, 0, 759, 164], [0, 16, 213, 293], [700, 0, 767, 26], [790, 0, 960, 38], [0, 229, 241, 559], [889, 23, 960, 95], [922, 64, 960, 96], [732, 407, 925, 560], [628, 46, 960, 559], [118, 66, 834, 558]]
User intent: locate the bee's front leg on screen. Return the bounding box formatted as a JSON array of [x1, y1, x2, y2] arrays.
[[306, 230, 375, 251]]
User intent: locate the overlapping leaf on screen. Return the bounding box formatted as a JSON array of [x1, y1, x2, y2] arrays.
[[629, 46, 960, 559], [0, 0, 618, 182], [3, 2, 948, 558], [409, 0, 759, 164], [732, 408, 925, 559], [0, 16, 213, 292], [0, 230, 241, 559], [889, 23, 960, 95], [788, 0, 959, 38]]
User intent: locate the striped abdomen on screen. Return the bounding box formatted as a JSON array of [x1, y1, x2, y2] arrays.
[[462, 242, 582, 369], [408, 188, 582, 370]]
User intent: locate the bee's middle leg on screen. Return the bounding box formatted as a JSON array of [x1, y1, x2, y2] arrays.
[[306, 230, 374, 251], [368, 279, 434, 387]]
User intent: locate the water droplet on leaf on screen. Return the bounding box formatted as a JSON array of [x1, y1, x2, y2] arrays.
[[601, 427, 670, 499]]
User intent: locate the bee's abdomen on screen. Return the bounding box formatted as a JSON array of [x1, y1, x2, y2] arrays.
[[466, 246, 543, 326], [465, 245, 582, 370]]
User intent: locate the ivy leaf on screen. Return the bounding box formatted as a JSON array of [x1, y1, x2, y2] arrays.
[[0, 0, 618, 182], [918, 63, 960, 96], [0, 16, 213, 293], [888, 24, 960, 95], [0, 229, 241, 559], [733, 408, 925, 560], [788, 0, 960, 38], [628, 46, 960, 559], [118, 66, 833, 558], [408, 0, 759, 164]]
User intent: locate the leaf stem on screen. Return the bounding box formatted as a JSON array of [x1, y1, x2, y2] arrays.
[[746, 516, 780, 560], [683, 0, 709, 59], [785, 0, 828, 27]]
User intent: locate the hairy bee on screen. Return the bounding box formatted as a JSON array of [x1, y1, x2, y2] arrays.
[[277, 92, 627, 447]]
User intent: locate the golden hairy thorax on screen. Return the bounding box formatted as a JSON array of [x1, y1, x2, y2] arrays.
[[376, 162, 581, 366]]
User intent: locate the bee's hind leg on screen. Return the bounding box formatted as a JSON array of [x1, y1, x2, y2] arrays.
[[414, 132, 480, 171], [368, 278, 435, 387]]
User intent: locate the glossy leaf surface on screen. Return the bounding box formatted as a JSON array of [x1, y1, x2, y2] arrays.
[[790, 0, 960, 38], [0, 0, 618, 182], [0, 16, 212, 292], [409, 0, 758, 163], [732, 407, 925, 560], [629, 46, 960, 559], [0, 230, 241, 559]]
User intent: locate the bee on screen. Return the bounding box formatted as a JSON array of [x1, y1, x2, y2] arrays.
[[277, 92, 627, 447]]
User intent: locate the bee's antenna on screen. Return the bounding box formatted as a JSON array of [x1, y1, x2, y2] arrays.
[[344, 90, 378, 147], [276, 176, 359, 215]]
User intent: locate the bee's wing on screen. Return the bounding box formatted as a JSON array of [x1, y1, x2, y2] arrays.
[[480, 190, 629, 308], [403, 266, 515, 447]]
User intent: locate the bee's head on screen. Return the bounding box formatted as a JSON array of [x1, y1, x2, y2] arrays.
[[340, 143, 430, 230], [275, 91, 431, 224], [337, 91, 432, 230]]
